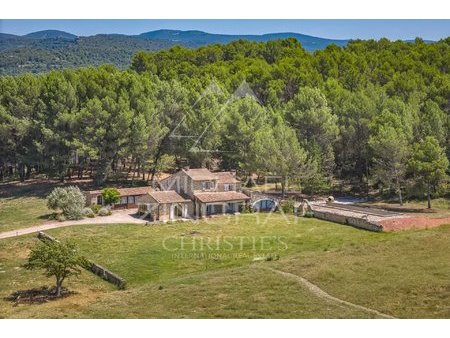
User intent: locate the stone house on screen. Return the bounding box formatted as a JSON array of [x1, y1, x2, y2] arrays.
[[138, 168, 250, 219]]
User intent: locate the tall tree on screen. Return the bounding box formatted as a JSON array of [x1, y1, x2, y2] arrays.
[[284, 87, 338, 183], [76, 96, 132, 185], [369, 124, 411, 205], [409, 136, 449, 208], [250, 117, 308, 197]]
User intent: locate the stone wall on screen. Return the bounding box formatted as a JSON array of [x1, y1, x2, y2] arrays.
[[312, 210, 383, 232], [87, 262, 126, 289]]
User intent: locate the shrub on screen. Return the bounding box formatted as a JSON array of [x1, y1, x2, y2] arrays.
[[48, 213, 58, 220], [281, 198, 295, 214], [98, 207, 112, 216], [90, 204, 102, 214], [241, 204, 253, 214], [245, 177, 256, 188], [304, 211, 315, 218], [82, 207, 95, 218], [101, 188, 120, 206], [47, 186, 85, 220], [56, 213, 66, 222]]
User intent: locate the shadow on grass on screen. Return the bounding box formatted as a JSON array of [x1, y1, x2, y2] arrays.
[[37, 213, 57, 220], [4, 286, 75, 305], [0, 178, 152, 199]]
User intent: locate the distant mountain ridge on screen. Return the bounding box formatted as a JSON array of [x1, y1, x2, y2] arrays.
[[1, 28, 350, 48], [138, 29, 349, 49], [0, 29, 436, 75]]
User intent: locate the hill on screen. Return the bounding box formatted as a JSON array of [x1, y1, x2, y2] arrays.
[[24, 29, 78, 40], [0, 29, 349, 75], [0, 33, 175, 75], [139, 29, 349, 50]]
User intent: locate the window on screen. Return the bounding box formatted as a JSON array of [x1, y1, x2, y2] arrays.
[[97, 195, 103, 205], [128, 196, 135, 204], [223, 184, 233, 191], [120, 196, 128, 204], [202, 181, 212, 190]]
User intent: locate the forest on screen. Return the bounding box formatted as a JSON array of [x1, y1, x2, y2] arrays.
[[0, 34, 174, 75], [0, 29, 347, 75], [0, 37, 449, 201]]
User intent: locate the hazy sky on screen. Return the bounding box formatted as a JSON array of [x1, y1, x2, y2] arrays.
[[1, 19, 449, 40]]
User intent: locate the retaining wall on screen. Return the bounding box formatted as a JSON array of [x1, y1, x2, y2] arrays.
[[87, 262, 126, 289], [312, 210, 383, 232]]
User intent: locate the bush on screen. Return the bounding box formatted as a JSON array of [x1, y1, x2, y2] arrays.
[[47, 213, 58, 220], [90, 204, 102, 214], [82, 207, 95, 218], [56, 213, 66, 222], [101, 188, 120, 205], [98, 207, 112, 216], [47, 186, 85, 220], [281, 198, 295, 214], [304, 211, 315, 218], [240, 204, 253, 214]]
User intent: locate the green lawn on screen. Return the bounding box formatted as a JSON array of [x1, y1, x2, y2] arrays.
[[0, 196, 49, 232], [0, 213, 449, 318], [0, 181, 54, 232]]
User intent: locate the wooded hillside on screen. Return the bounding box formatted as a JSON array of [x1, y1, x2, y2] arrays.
[[1, 38, 449, 199]]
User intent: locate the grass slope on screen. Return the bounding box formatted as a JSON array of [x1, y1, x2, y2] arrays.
[[0, 214, 449, 318]]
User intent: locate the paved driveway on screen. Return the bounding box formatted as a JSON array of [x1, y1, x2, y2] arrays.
[[0, 209, 148, 240]]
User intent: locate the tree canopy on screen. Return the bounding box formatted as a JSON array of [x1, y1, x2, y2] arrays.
[[1, 37, 449, 200], [24, 240, 86, 297]]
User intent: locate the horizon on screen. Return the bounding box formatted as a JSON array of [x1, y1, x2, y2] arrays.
[[1, 19, 450, 41]]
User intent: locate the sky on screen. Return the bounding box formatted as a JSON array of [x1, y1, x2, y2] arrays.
[[1, 19, 449, 40]]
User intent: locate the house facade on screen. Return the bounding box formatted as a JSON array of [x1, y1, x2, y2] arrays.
[[138, 168, 250, 220], [84, 186, 154, 209], [137, 191, 190, 221]]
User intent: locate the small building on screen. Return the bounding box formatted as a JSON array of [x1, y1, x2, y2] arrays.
[[84, 186, 154, 209], [137, 191, 191, 221]]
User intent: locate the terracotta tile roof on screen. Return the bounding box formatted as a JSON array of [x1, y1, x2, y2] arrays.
[[194, 191, 250, 203], [215, 171, 240, 184], [148, 191, 190, 204], [86, 186, 153, 197], [182, 168, 218, 181]]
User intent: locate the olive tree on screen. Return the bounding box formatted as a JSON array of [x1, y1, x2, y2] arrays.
[[46, 186, 86, 220]]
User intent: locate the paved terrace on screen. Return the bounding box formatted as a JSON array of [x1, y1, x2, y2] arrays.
[[310, 202, 406, 231]]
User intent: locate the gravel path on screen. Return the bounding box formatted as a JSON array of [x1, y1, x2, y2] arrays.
[[0, 209, 148, 240]]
